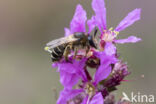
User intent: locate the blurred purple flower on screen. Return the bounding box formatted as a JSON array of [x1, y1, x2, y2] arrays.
[[91, 0, 141, 55]]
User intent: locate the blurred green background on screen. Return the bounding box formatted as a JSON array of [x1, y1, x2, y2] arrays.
[[0, 0, 155, 104]]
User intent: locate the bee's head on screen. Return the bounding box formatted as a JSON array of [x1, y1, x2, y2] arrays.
[[88, 28, 98, 49]]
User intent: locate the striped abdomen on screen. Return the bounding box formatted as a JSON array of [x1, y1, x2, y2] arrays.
[[51, 45, 66, 62]]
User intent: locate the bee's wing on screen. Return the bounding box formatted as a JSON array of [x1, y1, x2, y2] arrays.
[[46, 35, 77, 49]]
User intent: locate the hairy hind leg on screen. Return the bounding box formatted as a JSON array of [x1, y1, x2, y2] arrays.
[[73, 47, 78, 59], [63, 44, 72, 61]]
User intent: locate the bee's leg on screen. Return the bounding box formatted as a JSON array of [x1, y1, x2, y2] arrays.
[[73, 47, 78, 59], [85, 46, 90, 56], [63, 44, 72, 61]]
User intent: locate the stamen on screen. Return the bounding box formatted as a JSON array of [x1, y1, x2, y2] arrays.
[[101, 28, 120, 42], [85, 82, 95, 98], [114, 31, 119, 35]]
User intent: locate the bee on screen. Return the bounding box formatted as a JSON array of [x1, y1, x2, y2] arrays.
[[44, 29, 98, 62]]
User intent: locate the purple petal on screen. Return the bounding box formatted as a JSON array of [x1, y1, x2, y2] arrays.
[[64, 27, 71, 37], [81, 96, 88, 104], [57, 88, 83, 104], [73, 58, 88, 82], [90, 92, 104, 104], [94, 52, 117, 85], [92, 0, 107, 32], [104, 42, 116, 56], [115, 8, 141, 32], [94, 51, 117, 64], [57, 62, 77, 74], [52, 62, 58, 68], [94, 63, 112, 85], [70, 4, 87, 33], [57, 59, 87, 88], [115, 36, 141, 44], [60, 71, 80, 89], [87, 16, 96, 33]]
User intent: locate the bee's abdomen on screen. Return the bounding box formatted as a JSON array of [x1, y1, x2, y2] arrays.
[[51, 45, 65, 62]]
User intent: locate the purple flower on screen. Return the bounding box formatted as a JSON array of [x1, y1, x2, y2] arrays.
[[57, 52, 117, 104], [91, 0, 141, 55], [48, 0, 141, 103]]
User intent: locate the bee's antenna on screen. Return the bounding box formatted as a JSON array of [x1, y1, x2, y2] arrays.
[[44, 46, 52, 53], [93, 27, 98, 37]]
